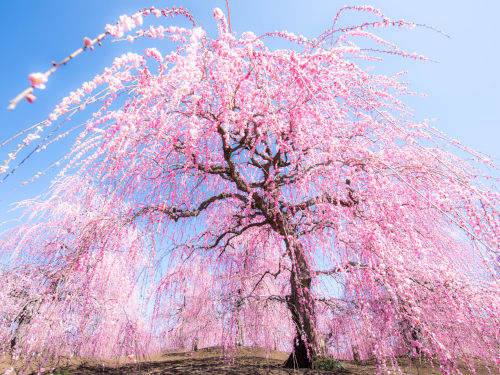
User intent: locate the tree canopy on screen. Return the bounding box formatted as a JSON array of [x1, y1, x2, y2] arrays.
[[1, 5, 500, 373]]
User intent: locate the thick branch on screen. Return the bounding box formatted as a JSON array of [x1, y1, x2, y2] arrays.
[[315, 261, 368, 276], [207, 220, 269, 252], [286, 190, 356, 216], [132, 192, 247, 222]]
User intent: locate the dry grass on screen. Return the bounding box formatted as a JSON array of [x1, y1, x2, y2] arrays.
[[1, 347, 498, 375]]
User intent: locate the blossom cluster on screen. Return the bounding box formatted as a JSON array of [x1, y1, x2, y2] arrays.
[[1, 6, 499, 375]]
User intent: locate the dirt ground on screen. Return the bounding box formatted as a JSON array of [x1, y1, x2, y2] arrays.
[[1, 346, 498, 375]]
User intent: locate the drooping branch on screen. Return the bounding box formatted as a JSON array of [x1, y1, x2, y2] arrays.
[[315, 261, 369, 276], [205, 220, 269, 254], [131, 192, 247, 222], [249, 261, 283, 296], [284, 184, 359, 215], [7, 32, 108, 111], [8, 6, 198, 110], [225, 0, 232, 34]]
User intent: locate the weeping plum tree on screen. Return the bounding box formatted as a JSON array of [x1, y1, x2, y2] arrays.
[[152, 230, 293, 352], [2, 4, 500, 372], [0, 179, 156, 365]]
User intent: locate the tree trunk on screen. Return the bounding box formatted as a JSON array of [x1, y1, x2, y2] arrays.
[[235, 289, 244, 347], [352, 345, 361, 362], [284, 241, 316, 369], [11, 297, 42, 350], [318, 334, 327, 357]]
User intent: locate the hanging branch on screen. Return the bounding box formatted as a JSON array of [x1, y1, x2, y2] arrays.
[[226, 0, 232, 34], [7, 6, 196, 111], [7, 33, 108, 111]]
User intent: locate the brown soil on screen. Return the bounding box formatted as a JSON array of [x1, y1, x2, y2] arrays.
[[1, 347, 498, 375]]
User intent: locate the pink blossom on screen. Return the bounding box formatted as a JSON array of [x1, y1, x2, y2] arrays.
[[83, 37, 94, 51], [119, 15, 135, 32], [26, 93, 37, 103], [29, 72, 47, 89], [134, 13, 143, 25], [411, 340, 423, 349], [2, 5, 500, 373], [192, 27, 205, 40], [105, 24, 124, 38], [213, 7, 224, 20]]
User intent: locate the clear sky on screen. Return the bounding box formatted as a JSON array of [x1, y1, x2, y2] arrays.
[[0, 0, 499, 223]]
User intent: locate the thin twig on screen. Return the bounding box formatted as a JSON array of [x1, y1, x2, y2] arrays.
[[225, 0, 232, 34], [7, 33, 108, 110]]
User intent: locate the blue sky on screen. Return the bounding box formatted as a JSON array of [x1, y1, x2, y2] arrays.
[[0, 0, 499, 223]]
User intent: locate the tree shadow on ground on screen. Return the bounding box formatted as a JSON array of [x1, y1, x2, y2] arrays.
[[65, 350, 353, 375]]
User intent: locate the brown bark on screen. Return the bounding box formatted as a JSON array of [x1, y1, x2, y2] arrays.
[[235, 289, 244, 347], [352, 345, 361, 362], [283, 240, 316, 369]]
